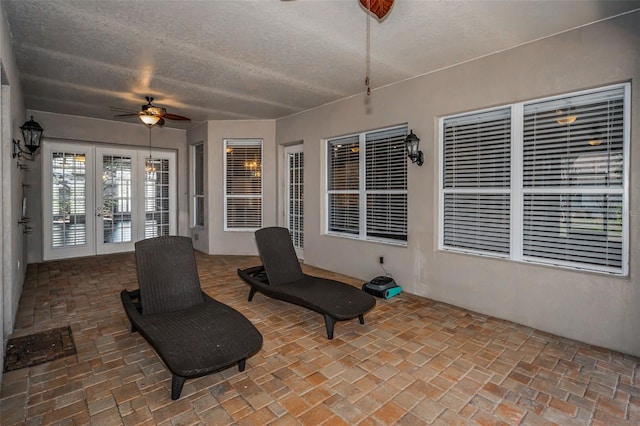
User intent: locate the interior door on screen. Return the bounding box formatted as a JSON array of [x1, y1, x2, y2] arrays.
[[285, 144, 304, 259], [43, 142, 96, 260]]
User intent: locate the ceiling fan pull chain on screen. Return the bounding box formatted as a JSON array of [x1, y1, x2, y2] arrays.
[[365, 0, 371, 96]]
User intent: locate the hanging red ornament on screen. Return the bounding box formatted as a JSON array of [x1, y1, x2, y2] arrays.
[[359, 0, 394, 20]]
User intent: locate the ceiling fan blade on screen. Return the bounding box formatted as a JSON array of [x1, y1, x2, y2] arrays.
[[114, 113, 139, 117], [162, 113, 191, 121], [157, 118, 165, 127], [110, 106, 137, 113]]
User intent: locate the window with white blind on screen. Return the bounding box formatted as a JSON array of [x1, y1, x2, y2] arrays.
[[192, 143, 204, 227], [440, 83, 629, 274], [442, 108, 512, 255], [224, 139, 262, 231], [326, 125, 408, 244]]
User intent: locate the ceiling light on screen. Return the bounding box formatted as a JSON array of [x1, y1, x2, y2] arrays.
[[139, 114, 161, 126]]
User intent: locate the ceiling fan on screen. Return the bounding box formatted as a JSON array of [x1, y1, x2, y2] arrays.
[[111, 96, 191, 127]]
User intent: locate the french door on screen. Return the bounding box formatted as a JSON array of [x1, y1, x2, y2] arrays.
[[285, 145, 304, 259], [43, 142, 176, 260]]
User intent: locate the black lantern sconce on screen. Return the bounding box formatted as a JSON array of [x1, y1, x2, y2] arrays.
[[13, 116, 44, 160], [405, 129, 423, 166]]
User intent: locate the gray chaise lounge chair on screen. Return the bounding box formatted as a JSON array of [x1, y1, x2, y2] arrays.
[[237, 227, 376, 339], [121, 236, 263, 400]]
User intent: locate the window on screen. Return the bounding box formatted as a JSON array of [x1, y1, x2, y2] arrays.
[[192, 143, 204, 227], [326, 125, 407, 244], [224, 139, 262, 231], [440, 84, 629, 274]]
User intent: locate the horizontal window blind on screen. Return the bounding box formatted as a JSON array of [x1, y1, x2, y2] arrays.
[[443, 193, 510, 255], [523, 87, 625, 187], [327, 135, 360, 235], [226, 197, 262, 229], [442, 108, 511, 256], [328, 135, 360, 191], [443, 108, 511, 188], [367, 193, 407, 241], [440, 83, 628, 274], [366, 127, 407, 191], [365, 126, 407, 241], [329, 193, 359, 235], [225, 139, 262, 230], [523, 194, 623, 270], [326, 125, 408, 244], [521, 86, 626, 271]]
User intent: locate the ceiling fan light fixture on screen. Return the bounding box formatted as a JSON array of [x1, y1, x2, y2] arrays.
[[139, 114, 161, 126]]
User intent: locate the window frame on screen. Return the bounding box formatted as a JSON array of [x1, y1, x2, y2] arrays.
[[325, 124, 408, 246], [223, 138, 263, 232], [191, 142, 205, 228], [439, 83, 630, 275]]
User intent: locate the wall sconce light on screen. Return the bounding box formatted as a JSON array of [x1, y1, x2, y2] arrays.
[[405, 129, 423, 166], [13, 116, 44, 160]]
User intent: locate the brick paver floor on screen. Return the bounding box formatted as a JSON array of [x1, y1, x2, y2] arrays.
[[1, 252, 639, 425]]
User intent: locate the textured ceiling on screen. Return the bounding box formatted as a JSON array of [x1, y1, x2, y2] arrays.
[[3, 0, 640, 129]]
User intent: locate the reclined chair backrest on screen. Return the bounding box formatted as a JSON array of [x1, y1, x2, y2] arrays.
[[135, 236, 204, 314], [255, 227, 304, 286]]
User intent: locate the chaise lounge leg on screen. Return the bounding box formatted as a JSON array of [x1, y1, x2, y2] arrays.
[[238, 358, 246, 372], [171, 375, 187, 400], [248, 288, 258, 302], [358, 314, 365, 325], [324, 315, 336, 340]]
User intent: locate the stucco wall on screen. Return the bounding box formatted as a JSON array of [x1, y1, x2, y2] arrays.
[[206, 120, 276, 255], [25, 111, 188, 264], [186, 122, 209, 253], [275, 13, 640, 355], [1, 2, 27, 387]]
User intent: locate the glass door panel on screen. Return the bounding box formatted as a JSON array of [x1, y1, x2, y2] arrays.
[[144, 157, 171, 238], [96, 148, 136, 254], [43, 143, 95, 260]]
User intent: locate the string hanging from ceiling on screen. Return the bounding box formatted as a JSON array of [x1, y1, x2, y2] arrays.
[[359, 0, 395, 96], [146, 125, 156, 173]]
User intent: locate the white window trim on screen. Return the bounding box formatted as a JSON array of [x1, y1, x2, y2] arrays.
[[324, 124, 408, 246], [191, 142, 205, 228], [438, 83, 630, 275], [223, 138, 263, 232]]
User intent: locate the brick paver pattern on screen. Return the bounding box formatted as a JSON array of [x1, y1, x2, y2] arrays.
[[1, 252, 639, 425]]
